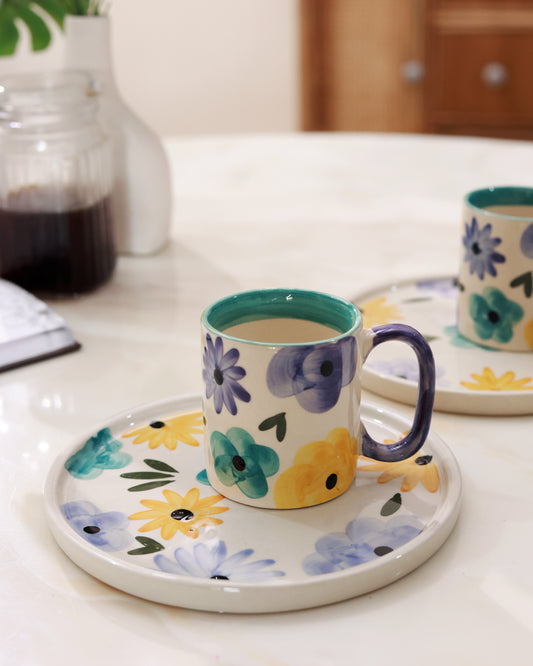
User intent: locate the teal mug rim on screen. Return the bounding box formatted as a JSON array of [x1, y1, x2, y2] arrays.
[[465, 186, 533, 219], [201, 288, 362, 346]]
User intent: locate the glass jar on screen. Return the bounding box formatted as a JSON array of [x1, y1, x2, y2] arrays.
[[0, 70, 116, 296]]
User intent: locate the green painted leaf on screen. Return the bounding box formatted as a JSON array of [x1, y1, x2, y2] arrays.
[[128, 479, 175, 492], [128, 536, 165, 556], [144, 459, 178, 473], [258, 412, 287, 442], [402, 297, 432, 304], [120, 472, 174, 480], [381, 493, 402, 516], [423, 335, 438, 343], [510, 271, 533, 298]]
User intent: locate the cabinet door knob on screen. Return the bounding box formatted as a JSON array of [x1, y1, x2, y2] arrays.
[[401, 60, 425, 84], [481, 62, 509, 88]]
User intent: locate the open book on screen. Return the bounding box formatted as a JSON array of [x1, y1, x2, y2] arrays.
[[0, 279, 81, 373]]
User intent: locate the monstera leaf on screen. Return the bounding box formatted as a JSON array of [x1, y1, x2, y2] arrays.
[[0, 0, 67, 55]]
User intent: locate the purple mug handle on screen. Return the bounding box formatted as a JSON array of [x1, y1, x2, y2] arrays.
[[361, 323, 435, 462]]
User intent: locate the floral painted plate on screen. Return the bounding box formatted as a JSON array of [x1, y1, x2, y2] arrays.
[[353, 275, 533, 415], [44, 394, 461, 613]]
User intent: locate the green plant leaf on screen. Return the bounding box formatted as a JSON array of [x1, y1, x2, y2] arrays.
[[144, 459, 179, 473], [63, 0, 91, 15], [0, 7, 19, 56], [14, 5, 52, 51], [34, 0, 68, 28]]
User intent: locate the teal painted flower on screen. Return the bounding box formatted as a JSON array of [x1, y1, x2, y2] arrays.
[[469, 287, 524, 344], [211, 427, 280, 499], [444, 325, 480, 349], [65, 428, 132, 479]]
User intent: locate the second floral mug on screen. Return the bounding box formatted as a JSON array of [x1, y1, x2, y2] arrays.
[[201, 289, 435, 509], [458, 186, 533, 351]]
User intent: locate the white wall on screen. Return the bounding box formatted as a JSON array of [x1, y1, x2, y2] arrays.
[[0, 0, 300, 136]]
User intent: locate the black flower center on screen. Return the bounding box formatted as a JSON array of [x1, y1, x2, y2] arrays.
[[210, 575, 229, 580], [320, 360, 334, 377], [83, 525, 100, 534], [488, 310, 500, 324], [150, 420, 166, 429], [374, 545, 393, 557], [415, 455, 433, 465], [325, 473, 338, 489], [471, 242, 481, 255], [213, 368, 224, 385], [171, 509, 194, 521], [232, 455, 246, 471]]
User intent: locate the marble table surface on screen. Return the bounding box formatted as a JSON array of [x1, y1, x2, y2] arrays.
[[2, 133, 532, 665]]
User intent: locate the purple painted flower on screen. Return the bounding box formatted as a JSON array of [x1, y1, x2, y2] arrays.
[[302, 515, 424, 575], [154, 540, 285, 581], [463, 217, 505, 279], [266, 337, 356, 413], [62, 501, 132, 552], [202, 334, 251, 415]]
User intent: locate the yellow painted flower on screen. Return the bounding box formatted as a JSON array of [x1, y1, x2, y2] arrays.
[[524, 318, 533, 350], [359, 297, 403, 328], [274, 427, 358, 509], [357, 450, 439, 493], [460, 367, 533, 391], [129, 487, 229, 540], [122, 410, 203, 450]]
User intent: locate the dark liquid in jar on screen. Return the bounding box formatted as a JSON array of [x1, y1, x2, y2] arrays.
[[0, 193, 115, 295]]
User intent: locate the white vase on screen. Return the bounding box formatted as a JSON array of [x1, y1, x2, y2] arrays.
[[63, 15, 171, 255]]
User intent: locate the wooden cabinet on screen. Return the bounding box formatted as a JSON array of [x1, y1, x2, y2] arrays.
[[425, 0, 533, 138], [300, 0, 533, 139], [300, 0, 426, 132]]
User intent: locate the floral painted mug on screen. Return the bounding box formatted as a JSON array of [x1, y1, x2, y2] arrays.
[[458, 186, 533, 351], [201, 288, 436, 509]]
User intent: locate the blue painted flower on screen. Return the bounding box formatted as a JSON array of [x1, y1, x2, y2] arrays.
[[202, 334, 251, 415], [266, 337, 356, 413], [469, 287, 524, 344], [62, 500, 132, 552], [302, 515, 424, 575], [462, 216, 505, 279], [211, 427, 279, 499], [368, 358, 447, 385], [520, 223, 533, 258], [154, 540, 285, 581], [65, 428, 132, 480], [416, 278, 457, 299]]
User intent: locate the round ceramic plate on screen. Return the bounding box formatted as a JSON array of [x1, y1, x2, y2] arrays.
[[353, 276, 533, 415], [44, 394, 461, 613]]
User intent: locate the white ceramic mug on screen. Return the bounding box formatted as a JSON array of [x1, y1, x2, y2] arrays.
[[201, 288, 435, 509], [458, 186, 533, 351]]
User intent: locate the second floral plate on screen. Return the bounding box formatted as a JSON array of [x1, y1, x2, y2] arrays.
[[353, 275, 533, 415], [44, 394, 461, 613]]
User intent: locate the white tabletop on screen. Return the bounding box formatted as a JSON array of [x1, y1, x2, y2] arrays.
[[2, 132, 533, 665]]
